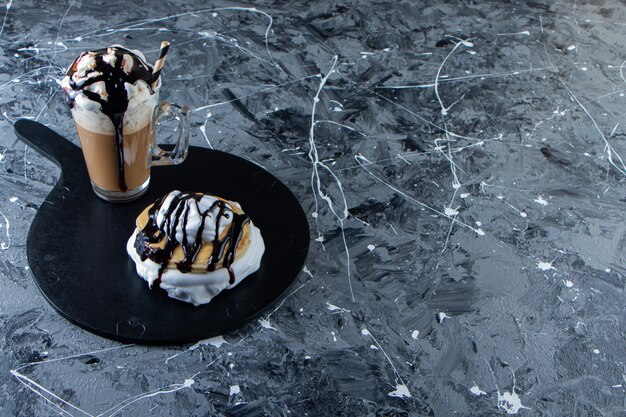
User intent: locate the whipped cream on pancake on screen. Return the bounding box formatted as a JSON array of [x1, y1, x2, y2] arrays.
[[62, 45, 160, 191], [126, 191, 265, 306]]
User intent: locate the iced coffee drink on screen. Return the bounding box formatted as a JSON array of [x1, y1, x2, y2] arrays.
[[62, 44, 189, 202]]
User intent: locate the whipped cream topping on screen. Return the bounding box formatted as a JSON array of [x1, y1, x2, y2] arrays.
[[61, 45, 157, 115], [62, 45, 162, 191], [127, 191, 265, 306]]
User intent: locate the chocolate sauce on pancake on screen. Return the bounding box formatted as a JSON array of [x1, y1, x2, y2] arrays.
[[134, 192, 250, 283]]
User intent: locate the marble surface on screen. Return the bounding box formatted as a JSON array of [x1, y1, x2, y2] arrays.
[[1, 0, 625, 415]]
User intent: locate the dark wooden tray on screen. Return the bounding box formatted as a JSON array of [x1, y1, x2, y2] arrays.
[[14, 119, 310, 344]]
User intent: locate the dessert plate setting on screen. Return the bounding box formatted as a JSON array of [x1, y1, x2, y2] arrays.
[[13, 119, 310, 344]]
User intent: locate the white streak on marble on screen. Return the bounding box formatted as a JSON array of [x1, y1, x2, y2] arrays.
[[165, 335, 228, 363], [105, 377, 196, 416], [496, 31, 530, 36], [351, 80, 501, 144], [563, 279, 574, 288], [620, 60, 626, 84], [0, 0, 12, 37], [48, 1, 75, 68], [534, 195, 548, 205], [0, 210, 10, 250], [10, 344, 136, 416], [194, 75, 319, 112], [72, 7, 278, 71], [542, 45, 626, 176], [257, 282, 308, 332], [315, 119, 366, 136], [326, 301, 351, 313], [307, 56, 355, 301], [377, 67, 552, 90], [356, 154, 485, 236], [434, 37, 472, 115], [0, 66, 66, 91], [10, 369, 92, 416], [199, 118, 214, 149], [361, 327, 411, 398]]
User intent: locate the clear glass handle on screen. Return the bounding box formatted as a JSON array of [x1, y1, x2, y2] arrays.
[[150, 102, 191, 166]]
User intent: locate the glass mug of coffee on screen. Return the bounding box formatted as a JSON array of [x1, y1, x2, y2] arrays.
[[62, 43, 189, 203]]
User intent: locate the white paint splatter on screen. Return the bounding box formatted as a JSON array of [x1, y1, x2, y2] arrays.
[[367, 244, 376, 251], [331, 331, 337, 342], [229, 385, 241, 395], [520, 212, 527, 218], [0, 0, 13, 38], [593, 349, 600, 354], [258, 318, 277, 330], [567, 45, 576, 51], [460, 193, 470, 198], [165, 335, 227, 363], [411, 330, 419, 339], [370, 344, 379, 350], [326, 301, 351, 313], [534, 195, 548, 206], [0, 211, 10, 250], [388, 383, 412, 398], [470, 384, 487, 396], [9, 196, 17, 203], [497, 390, 529, 414], [444, 207, 459, 216], [536, 261, 555, 271], [497, 30, 530, 36], [438, 312, 450, 322], [564, 279, 574, 288], [361, 328, 371, 336]]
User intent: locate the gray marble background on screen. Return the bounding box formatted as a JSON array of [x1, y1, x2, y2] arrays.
[[1, 0, 625, 415]]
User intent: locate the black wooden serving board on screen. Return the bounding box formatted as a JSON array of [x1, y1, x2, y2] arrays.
[[14, 119, 310, 344]]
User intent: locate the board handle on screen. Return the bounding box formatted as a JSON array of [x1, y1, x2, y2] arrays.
[[14, 119, 81, 170]]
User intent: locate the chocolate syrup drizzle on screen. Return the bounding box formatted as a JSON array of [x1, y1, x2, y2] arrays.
[[133, 192, 250, 286], [65, 47, 154, 191]]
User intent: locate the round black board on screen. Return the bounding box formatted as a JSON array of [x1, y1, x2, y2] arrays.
[[14, 119, 310, 344]]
